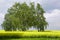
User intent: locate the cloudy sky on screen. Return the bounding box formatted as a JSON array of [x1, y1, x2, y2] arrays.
[[0, 0, 60, 30]]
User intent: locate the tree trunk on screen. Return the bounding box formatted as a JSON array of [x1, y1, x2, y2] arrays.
[[40, 26, 44, 31], [13, 27, 16, 31], [22, 28, 26, 31]]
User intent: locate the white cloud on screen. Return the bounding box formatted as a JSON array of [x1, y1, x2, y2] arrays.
[[41, 0, 60, 12], [44, 9, 60, 18], [0, 13, 5, 25], [44, 9, 60, 30], [0, 13, 5, 29]]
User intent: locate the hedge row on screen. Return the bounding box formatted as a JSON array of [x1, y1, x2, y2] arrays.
[[0, 31, 60, 38]]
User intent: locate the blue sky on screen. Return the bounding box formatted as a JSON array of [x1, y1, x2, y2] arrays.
[[0, 0, 60, 30]]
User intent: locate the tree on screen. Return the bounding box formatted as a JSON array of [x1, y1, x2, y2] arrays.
[[2, 2, 48, 31], [35, 3, 48, 31]]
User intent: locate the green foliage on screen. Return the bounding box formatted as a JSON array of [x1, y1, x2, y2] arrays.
[[2, 2, 48, 31]]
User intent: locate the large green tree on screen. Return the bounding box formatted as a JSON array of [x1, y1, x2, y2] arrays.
[[35, 3, 48, 31], [2, 2, 48, 31]]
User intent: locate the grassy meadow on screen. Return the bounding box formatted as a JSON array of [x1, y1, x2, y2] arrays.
[[1, 38, 60, 40]]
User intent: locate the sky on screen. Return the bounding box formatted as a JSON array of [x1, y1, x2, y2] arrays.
[[0, 0, 60, 30]]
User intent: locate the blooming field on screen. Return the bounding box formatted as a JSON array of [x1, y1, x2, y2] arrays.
[[0, 30, 60, 38]]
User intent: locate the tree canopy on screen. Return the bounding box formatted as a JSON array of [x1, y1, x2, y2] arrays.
[[2, 2, 48, 31]]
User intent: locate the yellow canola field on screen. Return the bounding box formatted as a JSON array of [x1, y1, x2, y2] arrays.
[[0, 30, 60, 37]]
